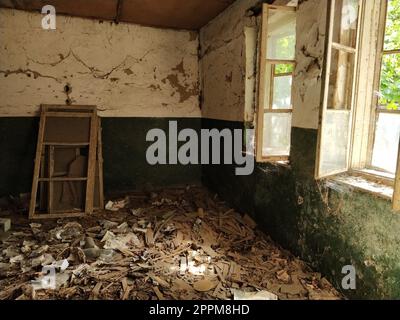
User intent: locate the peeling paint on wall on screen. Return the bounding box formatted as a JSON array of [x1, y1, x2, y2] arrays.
[[0, 9, 200, 118], [292, 0, 328, 129], [199, 0, 258, 122]]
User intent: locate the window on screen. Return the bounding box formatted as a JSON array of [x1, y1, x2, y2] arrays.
[[256, 4, 297, 162], [316, 0, 400, 210], [370, 0, 400, 174], [316, 0, 361, 177]]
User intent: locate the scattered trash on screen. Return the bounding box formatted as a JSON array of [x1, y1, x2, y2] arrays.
[[0, 187, 342, 300], [105, 198, 129, 212], [233, 289, 278, 300]]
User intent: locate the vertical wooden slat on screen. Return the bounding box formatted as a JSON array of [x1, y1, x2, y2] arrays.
[[29, 109, 47, 219], [97, 118, 104, 209], [85, 112, 98, 214], [256, 4, 269, 162], [393, 139, 400, 211], [48, 146, 55, 213]]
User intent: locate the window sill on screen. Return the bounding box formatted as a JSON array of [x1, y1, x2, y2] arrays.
[[327, 174, 393, 201]]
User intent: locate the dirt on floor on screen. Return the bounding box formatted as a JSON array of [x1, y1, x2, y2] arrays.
[[0, 186, 342, 300]]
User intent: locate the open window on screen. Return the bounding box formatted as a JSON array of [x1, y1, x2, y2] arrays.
[[317, 0, 400, 210], [316, 0, 362, 178], [256, 4, 297, 162]]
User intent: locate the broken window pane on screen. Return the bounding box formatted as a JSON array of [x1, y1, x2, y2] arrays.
[[262, 113, 292, 157], [332, 0, 360, 48], [327, 48, 355, 110], [272, 75, 293, 109], [319, 110, 350, 176], [384, 0, 400, 51], [371, 113, 400, 174], [266, 9, 296, 61]]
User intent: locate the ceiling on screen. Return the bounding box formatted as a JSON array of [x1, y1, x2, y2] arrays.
[[0, 0, 237, 30]]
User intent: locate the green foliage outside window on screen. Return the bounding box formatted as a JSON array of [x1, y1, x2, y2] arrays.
[[379, 0, 400, 110]]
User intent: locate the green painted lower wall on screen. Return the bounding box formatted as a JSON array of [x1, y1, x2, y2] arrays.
[[101, 118, 201, 192], [202, 118, 400, 299], [0, 118, 38, 197], [0, 117, 202, 197]]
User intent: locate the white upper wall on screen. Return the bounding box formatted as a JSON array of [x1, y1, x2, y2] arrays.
[[0, 8, 200, 117], [200, 0, 258, 122]]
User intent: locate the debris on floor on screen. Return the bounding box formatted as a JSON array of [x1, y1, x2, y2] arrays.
[[0, 187, 342, 300], [0, 218, 11, 232]]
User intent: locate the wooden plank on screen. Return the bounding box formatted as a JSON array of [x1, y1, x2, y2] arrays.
[[38, 177, 87, 182], [42, 104, 97, 112], [29, 109, 47, 219], [43, 142, 90, 146], [261, 156, 289, 162], [266, 59, 296, 64], [48, 146, 55, 214], [31, 212, 85, 220], [98, 118, 105, 209], [264, 109, 293, 114], [85, 113, 99, 214], [44, 112, 94, 118], [256, 3, 269, 162]]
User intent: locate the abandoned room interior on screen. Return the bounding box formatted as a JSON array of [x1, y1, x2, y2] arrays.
[[0, 0, 399, 302]]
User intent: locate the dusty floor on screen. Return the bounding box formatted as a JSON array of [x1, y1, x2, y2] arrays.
[[0, 187, 342, 300]]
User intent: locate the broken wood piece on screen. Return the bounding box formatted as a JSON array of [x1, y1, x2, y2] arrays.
[[90, 282, 102, 300], [153, 286, 165, 300], [149, 273, 170, 288], [145, 228, 154, 246]]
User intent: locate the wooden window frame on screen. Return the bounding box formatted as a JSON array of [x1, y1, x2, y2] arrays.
[[315, 0, 363, 179], [317, 0, 400, 211], [29, 105, 103, 219], [366, 0, 400, 175], [256, 4, 296, 163]]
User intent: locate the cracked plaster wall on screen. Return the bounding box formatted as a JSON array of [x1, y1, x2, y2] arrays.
[[292, 0, 327, 129], [0, 8, 200, 117], [199, 0, 259, 122]]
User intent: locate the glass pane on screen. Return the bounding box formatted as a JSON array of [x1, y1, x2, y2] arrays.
[[378, 53, 400, 110], [332, 0, 360, 48], [266, 9, 296, 60], [371, 113, 400, 174], [384, 0, 400, 51], [262, 113, 292, 157], [319, 110, 350, 176], [272, 75, 293, 109], [275, 64, 294, 75], [327, 48, 355, 110]]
